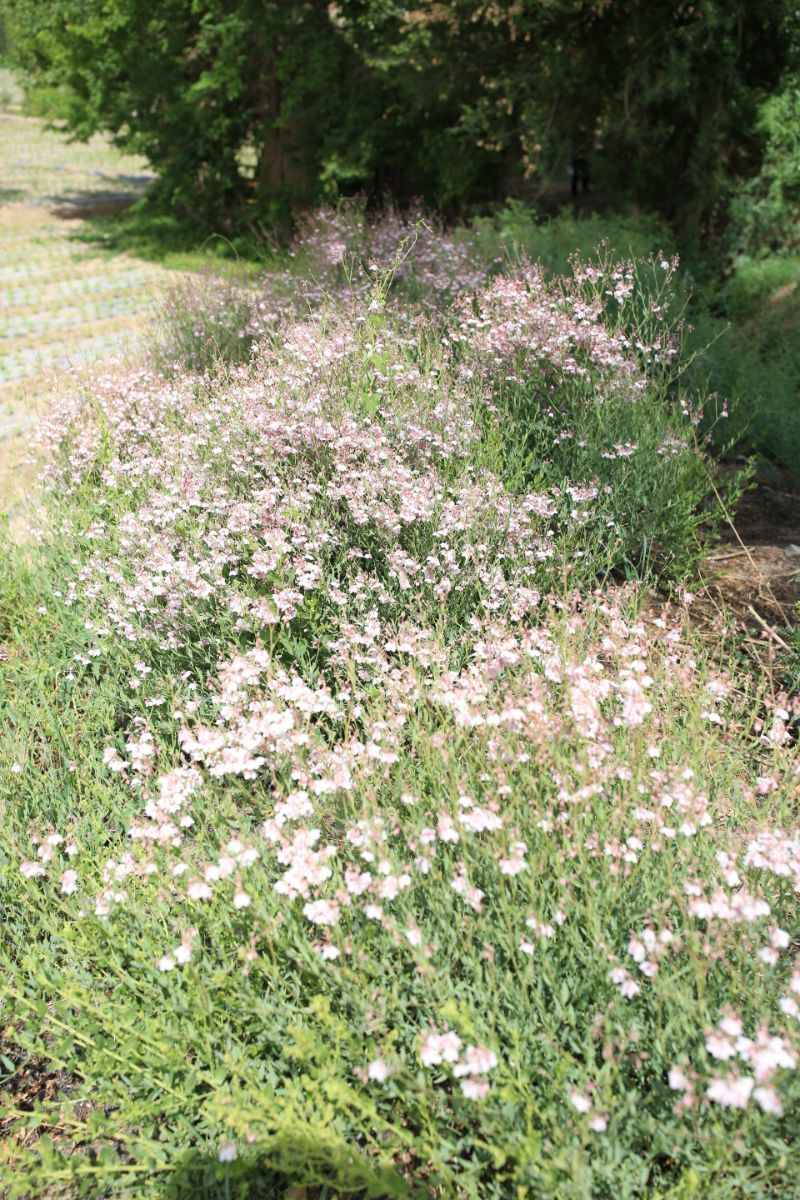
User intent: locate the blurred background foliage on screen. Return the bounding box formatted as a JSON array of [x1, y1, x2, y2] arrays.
[[1, 2, 796, 236]]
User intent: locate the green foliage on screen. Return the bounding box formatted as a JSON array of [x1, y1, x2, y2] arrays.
[[6, 1, 798, 238], [469, 203, 675, 276], [19, 78, 71, 119], [689, 255, 800, 474], [726, 81, 800, 259], [6, 0, 365, 222]]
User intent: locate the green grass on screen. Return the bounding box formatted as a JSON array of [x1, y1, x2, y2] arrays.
[[72, 201, 278, 275], [688, 256, 800, 476], [468, 202, 674, 277]]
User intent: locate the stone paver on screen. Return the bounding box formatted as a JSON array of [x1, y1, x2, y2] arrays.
[[0, 81, 168, 520]]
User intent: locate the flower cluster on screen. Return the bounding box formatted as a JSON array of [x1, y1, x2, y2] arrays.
[[9, 218, 799, 1197]]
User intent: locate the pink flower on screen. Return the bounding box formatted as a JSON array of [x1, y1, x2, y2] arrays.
[[174, 940, 193, 965], [753, 1085, 783, 1115], [706, 1073, 754, 1109], [20, 861, 46, 879], [103, 746, 128, 773], [60, 869, 79, 895], [668, 1066, 689, 1091], [453, 1045, 498, 1077], [302, 897, 340, 926], [705, 1033, 736, 1061], [420, 1031, 462, 1067], [460, 1077, 490, 1099], [569, 1090, 591, 1114], [367, 1057, 391, 1082]]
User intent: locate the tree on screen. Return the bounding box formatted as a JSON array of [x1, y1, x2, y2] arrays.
[[7, 1, 369, 222], [7, 1, 799, 238], [338, 1, 799, 243]]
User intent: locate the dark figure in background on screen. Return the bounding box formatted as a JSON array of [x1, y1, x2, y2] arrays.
[[570, 153, 590, 198]]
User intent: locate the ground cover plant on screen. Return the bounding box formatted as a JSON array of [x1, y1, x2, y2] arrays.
[[1, 215, 798, 1199], [687, 255, 800, 477]]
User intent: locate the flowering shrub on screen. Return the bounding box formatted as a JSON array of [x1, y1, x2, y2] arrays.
[[150, 272, 263, 375], [150, 205, 488, 378], [1, 228, 796, 1198]]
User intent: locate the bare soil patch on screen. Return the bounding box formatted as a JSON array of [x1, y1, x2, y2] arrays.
[[701, 472, 800, 631]]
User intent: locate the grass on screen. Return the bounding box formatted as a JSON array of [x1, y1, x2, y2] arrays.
[[1, 213, 798, 1198], [72, 202, 273, 276], [687, 255, 800, 476]]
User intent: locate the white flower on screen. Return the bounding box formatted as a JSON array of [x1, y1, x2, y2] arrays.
[[569, 1090, 591, 1114], [367, 1057, 391, 1082], [60, 869, 79, 895], [218, 1142, 237, 1163]]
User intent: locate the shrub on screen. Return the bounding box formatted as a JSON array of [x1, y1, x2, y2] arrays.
[[469, 203, 674, 279], [3, 232, 795, 1199], [149, 273, 266, 376]]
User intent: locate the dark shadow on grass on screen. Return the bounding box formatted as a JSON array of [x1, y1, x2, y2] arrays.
[[161, 1133, 420, 1200], [47, 170, 155, 221], [62, 191, 272, 273], [49, 190, 142, 220]]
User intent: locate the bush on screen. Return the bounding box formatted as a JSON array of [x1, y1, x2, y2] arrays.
[[469, 203, 674, 278], [149, 273, 265, 376], [725, 82, 800, 260], [3, 228, 796, 1198]]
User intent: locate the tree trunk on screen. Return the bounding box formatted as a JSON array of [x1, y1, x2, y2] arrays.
[[256, 60, 310, 206]]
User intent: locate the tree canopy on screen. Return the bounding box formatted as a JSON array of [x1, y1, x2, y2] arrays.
[[7, 0, 799, 238]]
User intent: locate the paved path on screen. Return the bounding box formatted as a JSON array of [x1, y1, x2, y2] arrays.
[[0, 87, 167, 515]]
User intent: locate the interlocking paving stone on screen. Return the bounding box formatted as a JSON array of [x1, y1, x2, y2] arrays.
[[0, 86, 169, 520]]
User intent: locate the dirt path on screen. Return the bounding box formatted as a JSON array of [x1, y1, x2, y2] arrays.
[[0, 90, 168, 517], [697, 474, 800, 645]]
